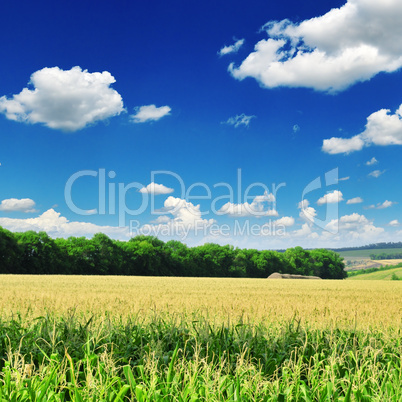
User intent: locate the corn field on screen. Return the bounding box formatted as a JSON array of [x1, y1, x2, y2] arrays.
[[0, 275, 401, 400]]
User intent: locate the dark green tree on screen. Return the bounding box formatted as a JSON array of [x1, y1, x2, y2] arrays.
[[0, 227, 21, 273]]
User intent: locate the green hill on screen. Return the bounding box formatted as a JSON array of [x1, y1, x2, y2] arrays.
[[339, 247, 402, 258], [347, 266, 402, 280]]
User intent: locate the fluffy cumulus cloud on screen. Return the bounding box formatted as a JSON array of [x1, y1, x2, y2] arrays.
[[322, 135, 365, 155], [323, 105, 402, 154], [346, 197, 363, 204], [218, 191, 277, 217], [275, 216, 295, 227], [130, 105, 171, 123], [0, 209, 129, 239], [292, 223, 316, 238], [389, 219, 400, 226], [325, 213, 384, 242], [139, 182, 174, 195], [229, 0, 402, 93], [223, 113, 255, 128], [219, 39, 245, 56], [298, 199, 317, 224], [317, 190, 343, 206], [0, 67, 124, 131], [141, 197, 215, 238], [0, 198, 37, 213]]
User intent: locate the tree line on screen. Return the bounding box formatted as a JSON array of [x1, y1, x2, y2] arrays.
[[334, 242, 402, 252], [370, 252, 402, 260], [0, 227, 346, 279]]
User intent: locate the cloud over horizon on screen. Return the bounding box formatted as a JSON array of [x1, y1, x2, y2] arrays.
[[0, 209, 129, 239]]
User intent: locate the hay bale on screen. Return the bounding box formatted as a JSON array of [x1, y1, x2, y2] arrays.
[[267, 272, 283, 279], [267, 272, 322, 280]]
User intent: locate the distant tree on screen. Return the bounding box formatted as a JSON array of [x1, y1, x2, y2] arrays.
[[58, 236, 95, 274], [14, 231, 62, 274], [254, 250, 288, 277], [191, 243, 235, 277], [310, 249, 346, 279], [89, 233, 123, 275], [0, 227, 21, 273], [164, 240, 194, 276], [232, 248, 258, 277], [0, 227, 348, 279], [125, 235, 171, 276], [284, 247, 312, 275]]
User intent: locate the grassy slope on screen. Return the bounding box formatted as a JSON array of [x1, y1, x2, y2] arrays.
[[347, 266, 402, 280], [339, 247, 402, 258]]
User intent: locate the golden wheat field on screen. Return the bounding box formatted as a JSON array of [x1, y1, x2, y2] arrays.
[[1, 275, 401, 329]]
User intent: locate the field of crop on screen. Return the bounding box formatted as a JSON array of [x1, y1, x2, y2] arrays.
[[339, 247, 402, 258], [0, 275, 401, 400], [347, 266, 402, 281]]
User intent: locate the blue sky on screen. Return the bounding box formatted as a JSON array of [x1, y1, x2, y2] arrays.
[[0, 0, 401, 249]]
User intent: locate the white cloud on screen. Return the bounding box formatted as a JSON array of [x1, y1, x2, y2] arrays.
[[346, 197, 363, 204], [389, 219, 400, 226], [0, 209, 129, 239], [322, 135, 365, 154], [223, 113, 255, 128], [162, 197, 214, 227], [252, 191, 276, 203], [0, 198, 37, 213], [275, 216, 295, 227], [365, 200, 395, 209], [298, 199, 317, 224], [377, 200, 395, 209], [292, 124, 300, 133], [338, 176, 350, 182], [292, 223, 315, 238], [219, 39, 245, 56], [0, 67, 124, 131], [150, 215, 171, 224], [141, 197, 215, 239], [130, 105, 171, 123], [368, 169, 385, 178], [366, 157, 378, 166], [317, 190, 343, 206], [139, 182, 174, 195], [229, 0, 402, 93], [323, 105, 402, 154], [218, 191, 277, 217], [325, 213, 384, 241]]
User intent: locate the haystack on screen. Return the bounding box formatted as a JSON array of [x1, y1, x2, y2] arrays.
[[267, 272, 322, 280]]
